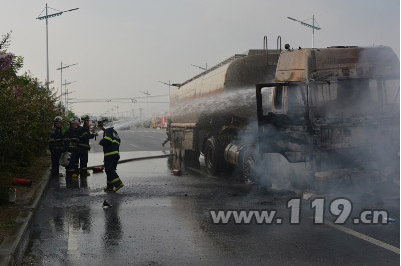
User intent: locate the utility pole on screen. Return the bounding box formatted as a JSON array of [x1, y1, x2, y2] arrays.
[[139, 90, 150, 117], [287, 15, 321, 48], [62, 79, 76, 116], [36, 4, 79, 90], [158, 80, 171, 112], [56, 62, 77, 108], [114, 106, 119, 120], [191, 63, 207, 71]]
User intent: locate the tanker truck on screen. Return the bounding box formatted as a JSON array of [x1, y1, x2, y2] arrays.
[[170, 45, 400, 188], [170, 49, 281, 172]]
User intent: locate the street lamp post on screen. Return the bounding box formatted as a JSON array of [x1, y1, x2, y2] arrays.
[[36, 4, 79, 90], [287, 15, 321, 48], [62, 79, 77, 116], [158, 80, 171, 112], [56, 62, 77, 107], [139, 90, 150, 117], [113, 106, 119, 119], [191, 63, 207, 71]]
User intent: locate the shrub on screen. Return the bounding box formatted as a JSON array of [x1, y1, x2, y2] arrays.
[[0, 32, 59, 204]]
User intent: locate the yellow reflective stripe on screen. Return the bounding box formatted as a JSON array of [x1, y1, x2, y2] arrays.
[[104, 151, 119, 156], [110, 177, 121, 184], [81, 132, 88, 136], [79, 144, 90, 148], [104, 136, 120, 145], [104, 136, 113, 142]]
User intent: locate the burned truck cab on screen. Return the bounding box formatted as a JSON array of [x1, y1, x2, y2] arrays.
[[256, 46, 400, 187]]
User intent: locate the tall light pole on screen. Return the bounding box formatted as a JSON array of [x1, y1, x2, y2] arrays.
[[158, 80, 171, 112], [131, 98, 137, 118], [36, 4, 79, 90], [139, 90, 150, 117], [287, 15, 321, 48], [62, 80, 77, 116], [56, 62, 77, 107], [191, 63, 207, 71], [114, 105, 119, 119]]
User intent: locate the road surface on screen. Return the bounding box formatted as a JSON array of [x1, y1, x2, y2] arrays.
[[21, 128, 399, 265], [90, 127, 170, 153]]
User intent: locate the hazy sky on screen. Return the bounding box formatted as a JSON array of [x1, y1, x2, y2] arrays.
[[2, 0, 399, 117]]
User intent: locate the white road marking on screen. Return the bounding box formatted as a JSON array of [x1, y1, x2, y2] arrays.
[[312, 217, 400, 254], [67, 214, 81, 261], [130, 144, 139, 148]]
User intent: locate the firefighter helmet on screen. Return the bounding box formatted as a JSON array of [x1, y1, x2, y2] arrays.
[[70, 117, 79, 124], [54, 116, 63, 123], [81, 115, 90, 121], [98, 119, 106, 127]]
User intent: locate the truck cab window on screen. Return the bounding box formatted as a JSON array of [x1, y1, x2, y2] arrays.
[[274, 87, 283, 110], [261, 87, 273, 115], [287, 86, 307, 117]]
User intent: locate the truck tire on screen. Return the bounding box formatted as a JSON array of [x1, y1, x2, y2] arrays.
[[204, 136, 223, 175], [240, 151, 270, 186], [242, 155, 255, 182]]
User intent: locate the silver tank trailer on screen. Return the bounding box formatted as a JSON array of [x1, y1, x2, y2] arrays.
[[170, 50, 280, 125]]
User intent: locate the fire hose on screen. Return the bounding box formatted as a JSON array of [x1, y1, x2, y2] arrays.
[[87, 154, 173, 170]]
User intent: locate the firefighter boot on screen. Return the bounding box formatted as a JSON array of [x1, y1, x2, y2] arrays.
[[113, 183, 124, 192]]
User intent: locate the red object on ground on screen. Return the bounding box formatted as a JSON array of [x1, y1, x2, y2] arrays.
[[93, 167, 104, 173], [172, 169, 182, 176], [12, 178, 32, 187]]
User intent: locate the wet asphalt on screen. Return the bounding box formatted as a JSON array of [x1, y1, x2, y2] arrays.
[[90, 128, 170, 153], [21, 129, 399, 266]]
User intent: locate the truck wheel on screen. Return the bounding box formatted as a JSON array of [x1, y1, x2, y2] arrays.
[[204, 137, 223, 175], [242, 155, 256, 182], [240, 152, 269, 185]]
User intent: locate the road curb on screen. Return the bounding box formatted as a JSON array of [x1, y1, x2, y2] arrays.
[[0, 168, 51, 266]]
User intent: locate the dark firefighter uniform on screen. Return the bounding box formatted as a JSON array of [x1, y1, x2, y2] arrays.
[[78, 123, 95, 176], [49, 121, 64, 177], [99, 126, 123, 191], [162, 118, 172, 147], [63, 121, 81, 177]]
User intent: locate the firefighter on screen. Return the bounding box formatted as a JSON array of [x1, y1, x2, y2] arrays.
[[98, 120, 124, 192], [49, 116, 64, 177], [162, 117, 172, 147], [76, 117, 82, 172], [63, 117, 81, 178], [78, 115, 98, 177]]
